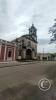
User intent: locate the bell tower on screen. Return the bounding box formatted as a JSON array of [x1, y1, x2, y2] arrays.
[[29, 24, 37, 43]]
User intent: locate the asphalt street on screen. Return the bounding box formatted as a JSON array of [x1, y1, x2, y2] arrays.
[[0, 61, 56, 91]]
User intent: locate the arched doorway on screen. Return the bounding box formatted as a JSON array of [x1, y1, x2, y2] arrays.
[[26, 49, 32, 59]]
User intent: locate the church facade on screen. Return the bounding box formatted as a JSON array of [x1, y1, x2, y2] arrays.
[[12, 24, 37, 60]]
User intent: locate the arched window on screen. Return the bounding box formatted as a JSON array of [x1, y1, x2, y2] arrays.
[[28, 41, 31, 47]]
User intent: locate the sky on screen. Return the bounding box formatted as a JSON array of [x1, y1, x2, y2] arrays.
[[0, 0, 56, 53]]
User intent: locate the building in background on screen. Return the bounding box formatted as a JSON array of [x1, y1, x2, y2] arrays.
[[37, 53, 56, 61], [0, 39, 16, 61], [12, 24, 38, 60], [37, 53, 50, 61]]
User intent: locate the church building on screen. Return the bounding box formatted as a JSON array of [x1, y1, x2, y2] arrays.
[[12, 24, 37, 60], [0, 24, 38, 62]]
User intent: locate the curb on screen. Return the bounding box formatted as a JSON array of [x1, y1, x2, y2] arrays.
[[0, 61, 38, 68]]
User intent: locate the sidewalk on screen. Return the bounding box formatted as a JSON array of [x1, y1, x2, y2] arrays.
[[0, 61, 19, 68], [0, 61, 38, 68]]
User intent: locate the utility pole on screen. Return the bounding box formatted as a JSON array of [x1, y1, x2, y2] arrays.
[[43, 48, 44, 60]]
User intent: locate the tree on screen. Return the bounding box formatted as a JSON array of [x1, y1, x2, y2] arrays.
[[49, 19, 56, 43]]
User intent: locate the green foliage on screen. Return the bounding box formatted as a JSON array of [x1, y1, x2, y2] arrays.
[[49, 19, 56, 43]]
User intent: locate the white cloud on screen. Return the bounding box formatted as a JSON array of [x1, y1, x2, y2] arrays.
[[38, 43, 56, 53], [0, 0, 56, 52]]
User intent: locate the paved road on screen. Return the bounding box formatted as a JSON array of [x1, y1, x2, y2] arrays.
[[0, 61, 56, 91]]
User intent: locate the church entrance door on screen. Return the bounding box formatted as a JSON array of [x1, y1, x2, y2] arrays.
[[26, 49, 32, 60]]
